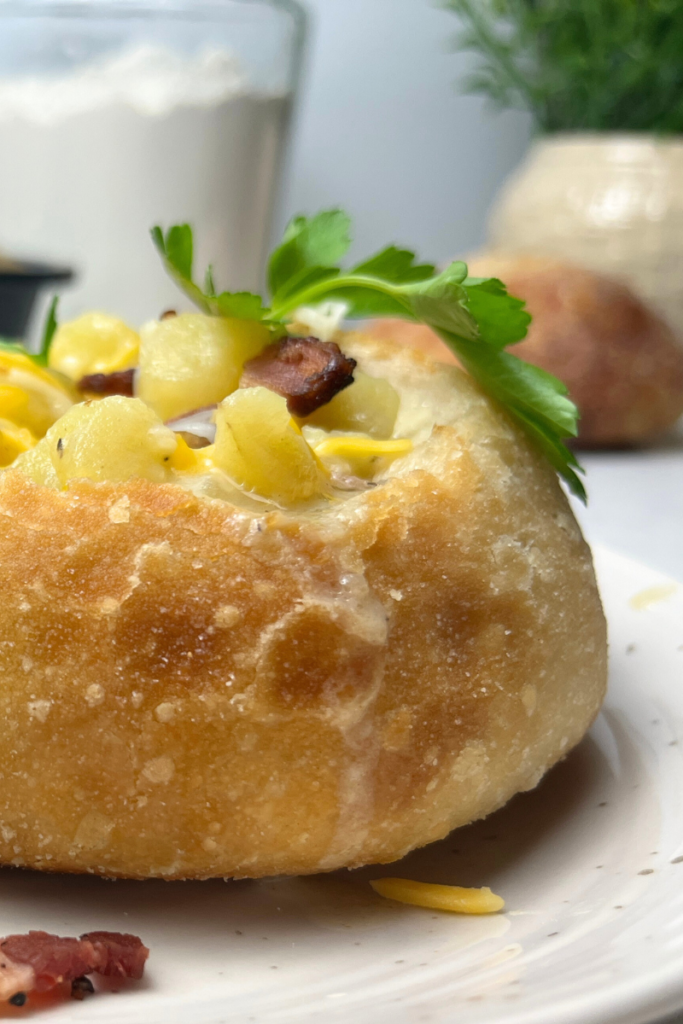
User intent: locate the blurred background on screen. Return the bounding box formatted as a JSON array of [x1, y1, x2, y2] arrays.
[[0, 0, 681, 578], [281, 0, 533, 263]]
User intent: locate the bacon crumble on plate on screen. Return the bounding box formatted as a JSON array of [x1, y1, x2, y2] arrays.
[[0, 930, 149, 1005], [241, 335, 356, 417]]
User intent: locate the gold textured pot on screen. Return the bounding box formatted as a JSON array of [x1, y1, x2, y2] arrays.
[[488, 134, 683, 336]]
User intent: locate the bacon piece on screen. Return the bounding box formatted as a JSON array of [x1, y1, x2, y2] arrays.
[[177, 430, 213, 449], [0, 932, 92, 995], [82, 931, 148, 980], [241, 336, 356, 417], [0, 930, 149, 1003], [78, 368, 136, 397]]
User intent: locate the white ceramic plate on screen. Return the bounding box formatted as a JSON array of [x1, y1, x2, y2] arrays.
[[2, 545, 683, 1024]]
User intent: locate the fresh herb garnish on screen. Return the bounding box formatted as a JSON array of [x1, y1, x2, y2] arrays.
[[151, 226, 269, 321], [445, 0, 683, 135], [38, 296, 59, 364], [152, 212, 584, 500], [0, 338, 32, 356], [0, 296, 60, 367]]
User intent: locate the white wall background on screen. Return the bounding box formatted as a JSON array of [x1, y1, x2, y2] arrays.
[[281, 0, 534, 265]]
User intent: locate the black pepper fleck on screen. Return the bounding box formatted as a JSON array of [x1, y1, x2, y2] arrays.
[[9, 992, 27, 1007]]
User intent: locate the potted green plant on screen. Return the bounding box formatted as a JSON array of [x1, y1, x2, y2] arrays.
[[445, 0, 683, 335]]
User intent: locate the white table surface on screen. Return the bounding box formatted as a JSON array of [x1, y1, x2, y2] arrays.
[[571, 424, 683, 1024], [571, 423, 683, 583]]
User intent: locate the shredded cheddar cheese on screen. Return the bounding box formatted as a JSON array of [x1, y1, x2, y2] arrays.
[[370, 877, 505, 914], [0, 418, 36, 467], [167, 435, 204, 473], [313, 436, 413, 461]]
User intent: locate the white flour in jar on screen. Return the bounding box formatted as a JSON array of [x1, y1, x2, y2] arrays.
[[0, 44, 291, 333]]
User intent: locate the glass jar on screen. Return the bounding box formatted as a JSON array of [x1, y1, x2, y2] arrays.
[[0, 0, 305, 336]]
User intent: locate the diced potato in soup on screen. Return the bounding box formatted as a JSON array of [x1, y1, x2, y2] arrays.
[[137, 313, 270, 421]]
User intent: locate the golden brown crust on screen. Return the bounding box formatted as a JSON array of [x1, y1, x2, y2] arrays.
[[0, 336, 607, 878], [367, 318, 458, 368]]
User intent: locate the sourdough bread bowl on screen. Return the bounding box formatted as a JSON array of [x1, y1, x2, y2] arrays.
[[0, 334, 607, 879]]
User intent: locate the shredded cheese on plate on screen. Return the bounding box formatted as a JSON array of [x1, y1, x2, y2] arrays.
[[370, 877, 505, 914]]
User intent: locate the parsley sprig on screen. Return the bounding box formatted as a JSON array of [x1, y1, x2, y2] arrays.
[[152, 211, 584, 500], [0, 296, 59, 367]]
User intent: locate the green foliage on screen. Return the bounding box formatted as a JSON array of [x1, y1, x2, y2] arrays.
[[154, 212, 585, 499], [151, 225, 269, 320], [38, 295, 59, 364], [0, 298, 59, 367], [444, 0, 683, 133]]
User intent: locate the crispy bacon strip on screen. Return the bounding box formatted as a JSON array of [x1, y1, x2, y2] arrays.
[[241, 336, 356, 417], [78, 368, 136, 397], [0, 930, 149, 1003]]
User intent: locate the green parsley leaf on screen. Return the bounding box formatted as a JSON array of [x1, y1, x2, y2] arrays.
[[463, 277, 530, 349], [0, 337, 50, 369], [151, 224, 211, 313], [204, 265, 217, 298], [268, 210, 352, 300], [213, 291, 269, 321], [0, 299, 60, 368], [439, 334, 585, 500], [164, 224, 194, 281], [512, 409, 586, 502], [151, 225, 266, 321], [152, 213, 584, 500], [0, 338, 31, 356], [37, 295, 59, 364], [268, 266, 341, 306], [297, 280, 412, 321], [400, 262, 472, 334], [353, 246, 435, 284]]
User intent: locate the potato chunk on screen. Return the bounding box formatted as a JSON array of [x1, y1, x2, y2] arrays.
[[48, 312, 140, 381], [12, 438, 60, 487], [213, 387, 323, 506], [19, 396, 177, 488], [302, 369, 399, 438], [137, 314, 271, 422]]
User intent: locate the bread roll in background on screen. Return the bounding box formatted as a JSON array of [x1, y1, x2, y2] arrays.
[[370, 255, 683, 447], [0, 337, 606, 879]]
